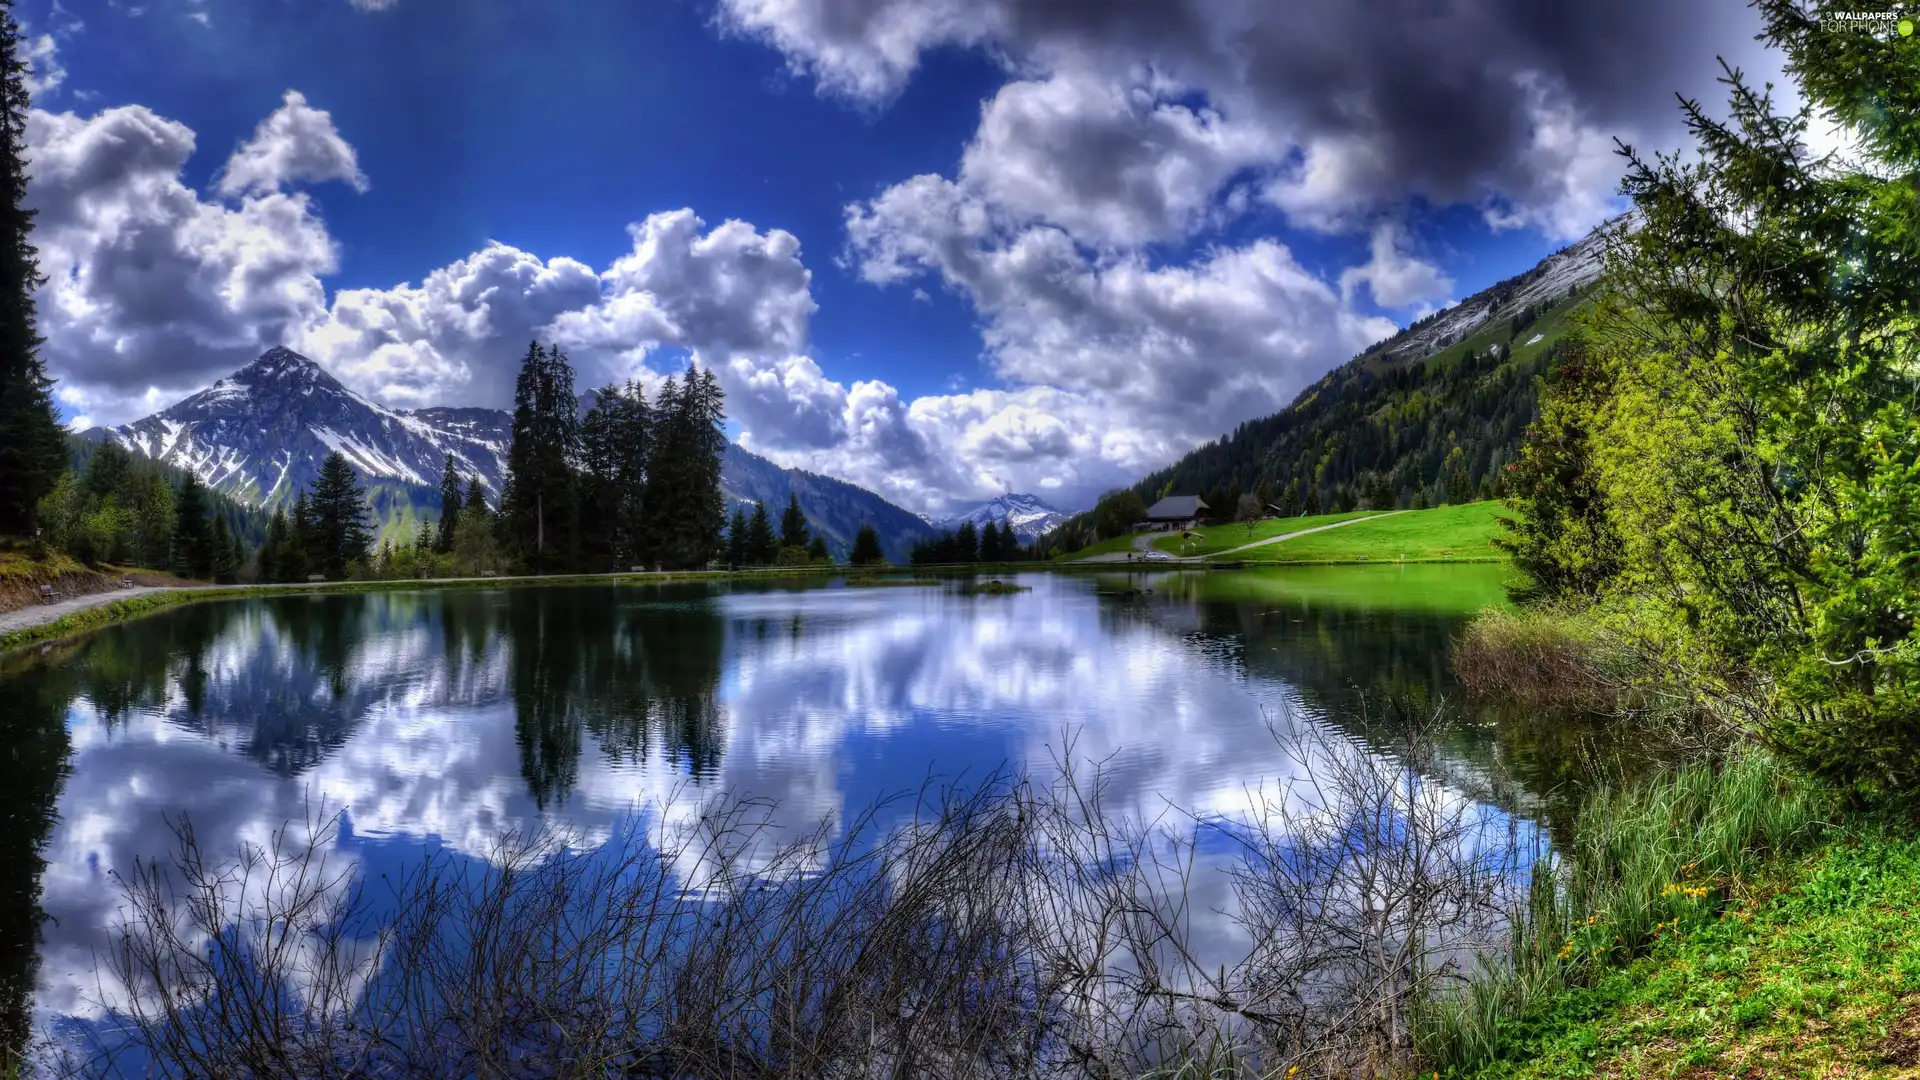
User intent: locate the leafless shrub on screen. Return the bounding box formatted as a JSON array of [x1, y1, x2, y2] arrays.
[[53, 711, 1535, 1080]]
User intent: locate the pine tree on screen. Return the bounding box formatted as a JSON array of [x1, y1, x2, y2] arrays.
[[464, 477, 488, 517], [850, 524, 884, 566], [745, 500, 777, 566], [262, 507, 292, 583], [727, 506, 749, 568], [172, 474, 210, 579], [499, 341, 581, 573], [979, 521, 1003, 562], [637, 372, 683, 566], [689, 368, 728, 556], [778, 492, 809, 550], [806, 534, 829, 563], [309, 451, 373, 580], [0, 0, 61, 538], [642, 367, 728, 569], [452, 481, 500, 575], [954, 521, 979, 563], [291, 490, 317, 579], [208, 515, 236, 584], [435, 453, 463, 554], [579, 387, 622, 570], [613, 379, 651, 566]]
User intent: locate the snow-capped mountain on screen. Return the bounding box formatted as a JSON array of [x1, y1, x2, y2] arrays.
[[936, 494, 1065, 539], [93, 348, 511, 510], [92, 347, 942, 559]]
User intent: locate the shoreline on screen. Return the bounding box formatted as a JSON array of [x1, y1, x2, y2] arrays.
[[0, 557, 1508, 654]]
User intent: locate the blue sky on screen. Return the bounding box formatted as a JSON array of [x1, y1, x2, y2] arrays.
[[19, 0, 1772, 515]]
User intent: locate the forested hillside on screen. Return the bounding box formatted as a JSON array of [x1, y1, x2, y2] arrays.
[[65, 436, 271, 550], [1042, 234, 1603, 554]]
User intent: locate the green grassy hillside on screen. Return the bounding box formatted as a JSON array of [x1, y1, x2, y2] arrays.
[[1213, 501, 1506, 564], [1042, 235, 1600, 559]]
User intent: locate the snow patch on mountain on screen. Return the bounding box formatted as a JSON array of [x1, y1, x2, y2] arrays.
[[936, 494, 1065, 539], [94, 347, 509, 514], [97, 348, 947, 564], [1361, 225, 1607, 367]]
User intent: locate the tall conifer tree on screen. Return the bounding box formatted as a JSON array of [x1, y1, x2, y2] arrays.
[[172, 474, 210, 578], [463, 477, 488, 518], [745, 500, 776, 566], [979, 521, 1003, 562], [500, 341, 581, 573], [309, 451, 373, 579], [850, 524, 884, 566], [435, 453, 463, 554], [208, 515, 236, 584], [727, 506, 748, 568], [291, 490, 317, 578], [613, 379, 651, 566], [0, 0, 59, 537], [778, 492, 810, 551]]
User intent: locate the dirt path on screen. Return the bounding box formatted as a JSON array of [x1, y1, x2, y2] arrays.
[[1076, 511, 1409, 563], [1205, 510, 1409, 558], [0, 584, 180, 636]]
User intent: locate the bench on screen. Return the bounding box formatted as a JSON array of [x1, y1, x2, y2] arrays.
[[479, 570, 499, 578], [38, 584, 57, 604], [307, 574, 327, 583], [120, 577, 134, 589]]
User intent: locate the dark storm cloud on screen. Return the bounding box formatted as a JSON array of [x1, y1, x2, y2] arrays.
[[723, 0, 1771, 220]]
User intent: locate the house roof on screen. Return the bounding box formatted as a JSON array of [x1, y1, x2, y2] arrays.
[[1144, 495, 1209, 520]]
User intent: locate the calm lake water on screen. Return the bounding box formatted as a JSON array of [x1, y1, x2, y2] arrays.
[[0, 564, 1550, 1058]]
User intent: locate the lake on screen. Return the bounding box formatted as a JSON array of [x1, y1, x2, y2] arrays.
[[0, 564, 1562, 1069]]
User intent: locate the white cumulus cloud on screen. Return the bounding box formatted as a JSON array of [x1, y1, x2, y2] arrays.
[[215, 90, 369, 197], [1339, 222, 1454, 310]]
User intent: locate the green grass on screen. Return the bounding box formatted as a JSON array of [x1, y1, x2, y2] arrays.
[[0, 587, 255, 652], [1423, 752, 1834, 1077], [1054, 533, 1149, 561], [0, 547, 90, 580], [1375, 292, 1590, 380], [1455, 819, 1920, 1080], [1165, 562, 1516, 616], [1146, 510, 1376, 557], [1224, 501, 1507, 564], [1058, 504, 1509, 564]]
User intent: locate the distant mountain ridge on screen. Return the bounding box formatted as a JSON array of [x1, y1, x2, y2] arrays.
[[92, 349, 940, 560], [1357, 227, 1607, 369], [934, 493, 1064, 539]]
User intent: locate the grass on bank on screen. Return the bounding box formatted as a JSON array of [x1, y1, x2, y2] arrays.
[[0, 563, 1066, 653], [1419, 752, 1832, 1076], [1146, 510, 1375, 557], [1229, 501, 1505, 565], [1054, 533, 1150, 561], [1456, 819, 1920, 1079], [1163, 562, 1517, 617], [1057, 503, 1509, 564]]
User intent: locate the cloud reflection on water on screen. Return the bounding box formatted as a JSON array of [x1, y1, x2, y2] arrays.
[[8, 572, 1521, 1033]]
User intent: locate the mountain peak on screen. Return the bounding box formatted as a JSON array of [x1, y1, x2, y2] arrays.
[[234, 347, 342, 389], [937, 492, 1065, 539]]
